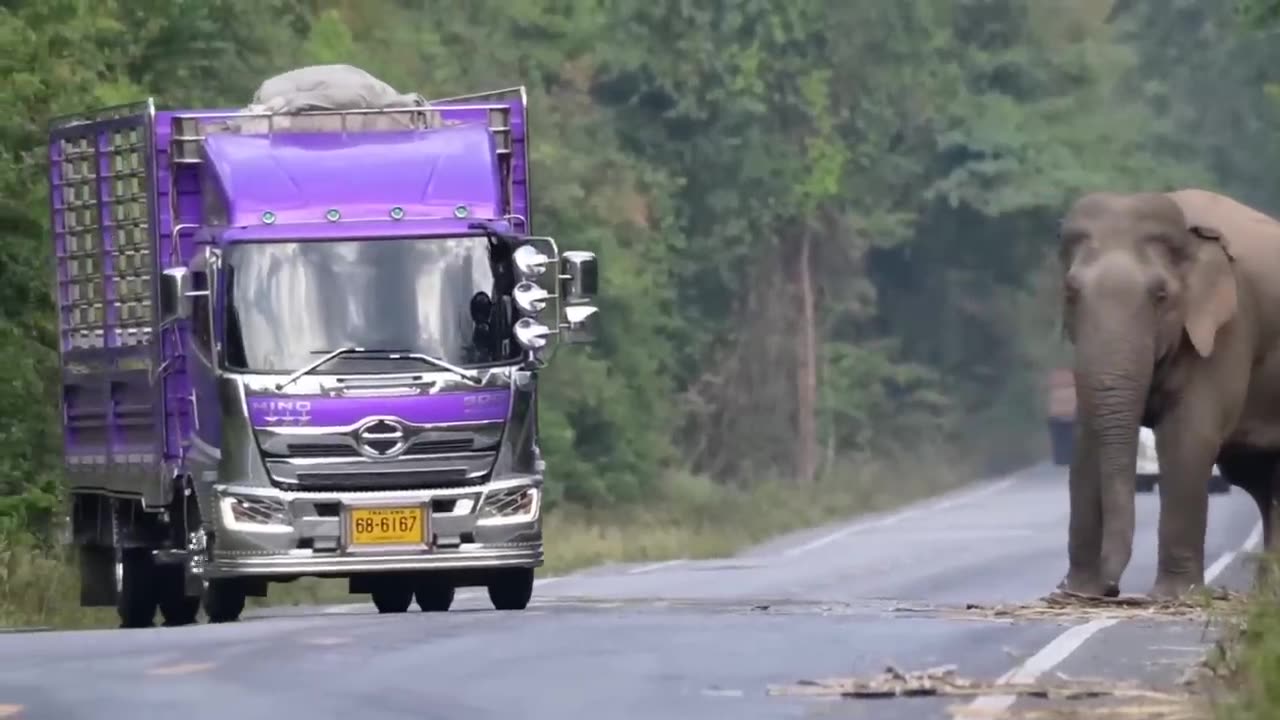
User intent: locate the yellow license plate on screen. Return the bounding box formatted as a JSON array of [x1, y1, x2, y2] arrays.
[[348, 506, 426, 546]]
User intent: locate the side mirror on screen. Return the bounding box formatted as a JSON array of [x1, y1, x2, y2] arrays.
[[561, 250, 598, 304], [159, 267, 194, 324], [561, 304, 600, 344]]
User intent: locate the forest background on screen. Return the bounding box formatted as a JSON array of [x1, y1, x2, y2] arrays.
[[3, 0, 1280, 630]]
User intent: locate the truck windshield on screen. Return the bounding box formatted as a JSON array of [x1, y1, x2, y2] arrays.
[[221, 235, 519, 374]]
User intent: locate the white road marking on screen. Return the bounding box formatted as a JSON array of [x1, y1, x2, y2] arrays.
[[627, 559, 687, 575], [960, 619, 1121, 716], [1205, 521, 1264, 583], [963, 518, 1265, 716], [780, 475, 1022, 558]]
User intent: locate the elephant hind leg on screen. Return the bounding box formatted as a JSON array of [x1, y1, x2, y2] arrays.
[[1217, 449, 1278, 588], [1247, 479, 1277, 591]]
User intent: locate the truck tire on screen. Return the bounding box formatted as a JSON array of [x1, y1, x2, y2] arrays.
[[371, 580, 414, 614], [160, 594, 202, 627], [203, 579, 246, 623], [487, 568, 534, 611], [413, 579, 455, 612], [116, 547, 159, 629], [1209, 474, 1231, 495], [157, 565, 201, 627], [1135, 474, 1158, 494]]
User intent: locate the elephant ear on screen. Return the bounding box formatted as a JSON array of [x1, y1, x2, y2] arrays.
[[1183, 224, 1238, 358]]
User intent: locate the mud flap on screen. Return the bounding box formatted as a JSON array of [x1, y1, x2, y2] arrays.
[[77, 544, 116, 607]]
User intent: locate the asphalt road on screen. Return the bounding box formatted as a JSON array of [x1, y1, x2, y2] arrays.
[[0, 462, 1264, 720]]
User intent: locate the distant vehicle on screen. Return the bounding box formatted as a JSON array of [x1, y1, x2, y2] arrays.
[[1136, 426, 1230, 495], [1046, 369, 1229, 495], [1046, 367, 1076, 466]]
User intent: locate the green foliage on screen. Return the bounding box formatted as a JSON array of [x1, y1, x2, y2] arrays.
[[1, 0, 1277, 527]]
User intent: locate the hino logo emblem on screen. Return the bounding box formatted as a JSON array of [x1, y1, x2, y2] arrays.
[[355, 419, 407, 457], [252, 399, 313, 425]]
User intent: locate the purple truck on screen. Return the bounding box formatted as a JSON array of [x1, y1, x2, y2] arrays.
[[47, 87, 599, 627]]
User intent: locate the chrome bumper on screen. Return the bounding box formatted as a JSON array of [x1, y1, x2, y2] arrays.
[[195, 476, 543, 579]]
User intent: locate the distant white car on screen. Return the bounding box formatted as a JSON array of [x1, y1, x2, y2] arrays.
[[1136, 426, 1230, 494]]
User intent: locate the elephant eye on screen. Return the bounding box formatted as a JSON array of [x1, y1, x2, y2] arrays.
[[1145, 232, 1191, 264], [1149, 280, 1170, 304]]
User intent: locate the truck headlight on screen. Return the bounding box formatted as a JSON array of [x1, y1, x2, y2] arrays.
[[513, 280, 551, 315], [220, 495, 292, 533], [478, 486, 540, 524], [513, 244, 551, 280], [514, 317, 554, 350]]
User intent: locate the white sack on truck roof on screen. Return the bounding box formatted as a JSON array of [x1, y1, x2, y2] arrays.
[[251, 64, 426, 113], [220, 64, 439, 134]]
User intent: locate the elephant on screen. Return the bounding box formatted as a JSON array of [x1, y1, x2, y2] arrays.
[[1056, 188, 1280, 600]]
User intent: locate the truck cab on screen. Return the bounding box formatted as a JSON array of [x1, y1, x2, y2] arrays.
[[49, 88, 599, 627]]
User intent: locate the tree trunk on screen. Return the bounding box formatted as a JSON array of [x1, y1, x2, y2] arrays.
[[796, 230, 819, 484]]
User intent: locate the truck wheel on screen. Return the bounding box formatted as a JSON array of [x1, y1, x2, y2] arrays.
[[413, 580, 455, 613], [157, 565, 201, 627], [1135, 474, 1158, 494], [160, 594, 202, 627], [371, 580, 414, 614], [203, 579, 246, 623], [1209, 475, 1231, 495], [487, 568, 534, 611], [116, 547, 159, 629]]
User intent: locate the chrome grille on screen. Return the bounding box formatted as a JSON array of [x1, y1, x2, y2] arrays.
[[285, 468, 474, 492], [264, 437, 481, 459]]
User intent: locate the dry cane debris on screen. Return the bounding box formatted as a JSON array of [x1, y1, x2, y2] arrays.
[[769, 663, 1184, 701], [892, 588, 1246, 624], [767, 590, 1248, 717], [768, 664, 1207, 719]]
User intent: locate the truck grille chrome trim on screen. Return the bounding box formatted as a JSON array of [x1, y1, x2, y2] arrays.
[[263, 437, 479, 460], [283, 468, 474, 492]]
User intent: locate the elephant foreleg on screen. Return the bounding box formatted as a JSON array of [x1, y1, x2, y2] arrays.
[[1063, 422, 1112, 596]]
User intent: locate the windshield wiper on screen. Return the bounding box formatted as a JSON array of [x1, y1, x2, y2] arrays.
[[394, 352, 485, 386], [274, 347, 484, 392]]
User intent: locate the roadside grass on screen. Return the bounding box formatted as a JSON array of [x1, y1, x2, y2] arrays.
[[1, 446, 982, 628], [1212, 553, 1280, 720]]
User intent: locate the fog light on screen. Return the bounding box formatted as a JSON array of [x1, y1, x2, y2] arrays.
[[478, 486, 540, 524]]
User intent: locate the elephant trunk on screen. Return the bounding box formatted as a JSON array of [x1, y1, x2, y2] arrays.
[[1075, 336, 1152, 590]]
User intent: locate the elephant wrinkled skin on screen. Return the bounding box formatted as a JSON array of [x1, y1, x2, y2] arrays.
[[1057, 189, 1280, 600]]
